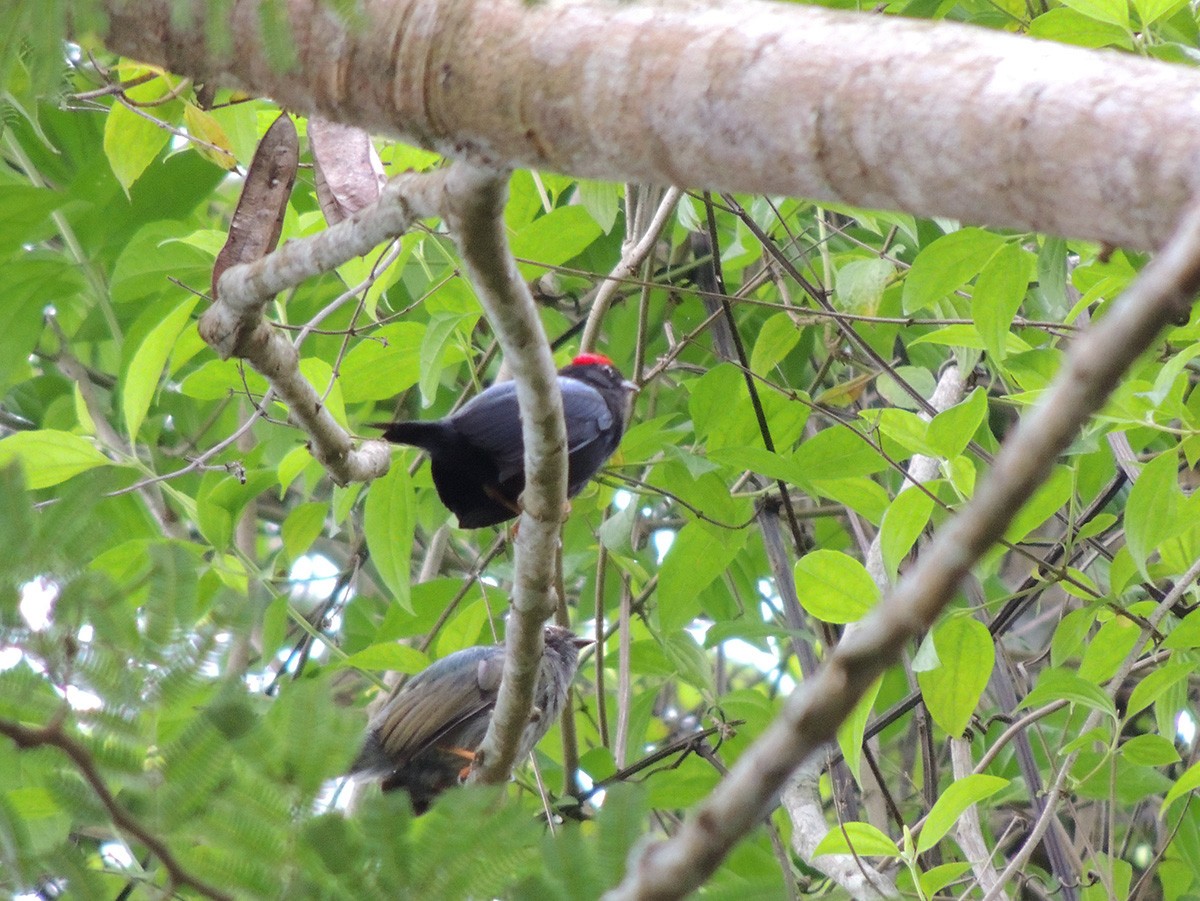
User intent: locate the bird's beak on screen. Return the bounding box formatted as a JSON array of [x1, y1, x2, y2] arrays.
[[622, 380, 639, 394], [572, 637, 594, 650]]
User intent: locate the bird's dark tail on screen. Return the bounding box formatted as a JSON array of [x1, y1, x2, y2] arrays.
[[348, 731, 391, 778], [373, 420, 450, 452]]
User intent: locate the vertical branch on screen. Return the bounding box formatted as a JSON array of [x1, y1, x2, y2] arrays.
[[580, 186, 683, 352], [438, 162, 569, 783]]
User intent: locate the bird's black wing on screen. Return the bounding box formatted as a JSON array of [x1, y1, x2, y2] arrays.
[[449, 381, 525, 482], [561, 377, 614, 455], [450, 377, 612, 483]]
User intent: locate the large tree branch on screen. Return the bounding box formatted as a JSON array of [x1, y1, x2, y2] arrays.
[[603, 201, 1200, 897], [101, 0, 1200, 250]]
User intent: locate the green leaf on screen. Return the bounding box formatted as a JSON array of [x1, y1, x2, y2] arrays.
[[363, 464, 415, 613], [972, 243, 1030, 363], [834, 258, 894, 314], [813, 821, 900, 858], [1134, 0, 1186, 22], [575, 179, 621, 234], [1163, 607, 1200, 650], [1077, 616, 1142, 684], [1051, 606, 1096, 666], [278, 446, 316, 496], [0, 430, 112, 489], [920, 863, 974, 899], [339, 323, 427, 403], [298, 357, 347, 428], [1125, 661, 1193, 718], [901, 228, 1006, 314], [879, 487, 935, 582], [689, 364, 745, 443], [927, 388, 987, 459], [875, 365, 937, 411], [1019, 669, 1117, 721], [712, 445, 804, 485], [917, 617, 994, 737], [837, 677, 882, 786], [435, 599, 489, 657], [104, 99, 172, 192], [1125, 451, 1184, 579], [511, 206, 602, 279], [123, 296, 198, 440], [0, 186, 61, 257], [1163, 758, 1200, 813], [873, 408, 940, 457], [918, 774, 1009, 853], [1059, 0, 1130, 28], [179, 358, 269, 400], [1121, 734, 1180, 766], [419, 312, 474, 407], [749, 313, 802, 375], [338, 642, 430, 674], [810, 477, 892, 524], [1036, 235, 1069, 313], [1141, 342, 1200, 407], [659, 523, 746, 631], [110, 222, 215, 304], [793, 426, 890, 480], [794, 550, 880, 624], [909, 324, 1033, 355], [1028, 7, 1133, 46], [281, 501, 327, 562], [262, 593, 289, 658], [1004, 465, 1072, 544], [0, 259, 84, 391], [661, 631, 713, 693]]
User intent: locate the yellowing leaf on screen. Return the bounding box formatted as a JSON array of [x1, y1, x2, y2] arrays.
[[183, 103, 237, 169]]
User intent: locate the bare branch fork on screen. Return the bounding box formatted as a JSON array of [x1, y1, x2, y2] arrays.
[[606, 202, 1200, 899], [198, 170, 454, 485]]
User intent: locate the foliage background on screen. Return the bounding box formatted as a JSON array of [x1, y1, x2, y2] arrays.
[[3, 0, 1200, 898]]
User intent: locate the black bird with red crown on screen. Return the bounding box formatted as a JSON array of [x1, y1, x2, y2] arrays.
[[377, 353, 636, 528]]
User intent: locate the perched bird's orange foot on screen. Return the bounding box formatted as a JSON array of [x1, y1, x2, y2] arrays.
[[440, 745, 478, 782]]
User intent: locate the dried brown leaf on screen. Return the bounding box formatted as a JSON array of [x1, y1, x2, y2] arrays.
[[309, 117, 386, 226], [211, 113, 299, 299]]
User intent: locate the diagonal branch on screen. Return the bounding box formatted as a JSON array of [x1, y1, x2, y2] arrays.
[[604, 200, 1200, 899], [0, 717, 233, 901], [436, 162, 569, 783]]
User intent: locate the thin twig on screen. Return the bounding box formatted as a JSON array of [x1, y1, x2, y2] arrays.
[[0, 717, 233, 901]]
